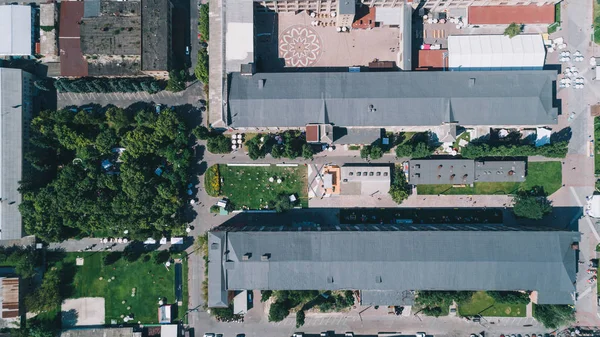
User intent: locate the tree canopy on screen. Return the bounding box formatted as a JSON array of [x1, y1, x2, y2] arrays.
[[504, 22, 523, 38], [512, 189, 553, 220], [533, 304, 575, 329], [20, 107, 193, 242]]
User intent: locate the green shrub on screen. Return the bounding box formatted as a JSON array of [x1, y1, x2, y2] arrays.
[[261, 290, 273, 302], [204, 165, 221, 197], [207, 135, 231, 154], [269, 301, 290, 322], [486, 291, 530, 305], [295, 309, 305, 328]]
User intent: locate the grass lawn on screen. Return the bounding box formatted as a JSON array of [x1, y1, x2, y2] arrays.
[[595, 0, 600, 44], [458, 291, 526, 317], [417, 162, 561, 196], [219, 164, 308, 209], [520, 161, 562, 195], [595, 118, 600, 173], [51, 252, 187, 324]]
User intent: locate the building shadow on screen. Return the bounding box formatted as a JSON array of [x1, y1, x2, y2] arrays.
[[254, 8, 285, 72]]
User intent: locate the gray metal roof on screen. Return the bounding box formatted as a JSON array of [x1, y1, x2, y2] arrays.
[[409, 159, 474, 185], [337, 0, 356, 15], [340, 165, 390, 196], [360, 290, 414, 306], [208, 232, 229, 307], [211, 230, 579, 306], [475, 160, 526, 183], [409, 159, 527, 185], [332, 127, 381, 145], [0, 68, 28, 240], [227, 70, 558, 128]]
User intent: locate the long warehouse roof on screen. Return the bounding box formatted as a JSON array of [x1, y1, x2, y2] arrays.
[[208, 229, 579, 307], [228, 70, 558, 128]]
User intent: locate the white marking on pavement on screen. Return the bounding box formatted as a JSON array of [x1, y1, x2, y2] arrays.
[[570, 187, 600, 241], [579, 286, 593, 300]]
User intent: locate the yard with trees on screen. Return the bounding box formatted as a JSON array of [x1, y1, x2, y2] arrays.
[[267, 290, 355, 324], [207, 164, 308, 210], [20, 107, 194, 242], [45, 251, 187, 324]]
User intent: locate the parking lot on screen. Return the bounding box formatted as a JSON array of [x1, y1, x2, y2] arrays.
[[57, 80, 204, 109]]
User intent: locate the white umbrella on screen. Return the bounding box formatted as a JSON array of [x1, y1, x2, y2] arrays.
[[186, 227, 191, 233], [123, 238, 128, 243], [277, 179, 282, 184], [237, 139, 243, 144], [117, 238, 123, 243], [231, 144, 237, 150], [269, 177, 274, 182], [237, 134, 243, 139]]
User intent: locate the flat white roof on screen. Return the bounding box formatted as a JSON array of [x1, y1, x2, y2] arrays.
[[375, 7, 403, 26], [0, 5, 32, 55], [448, 34, 545, 69]]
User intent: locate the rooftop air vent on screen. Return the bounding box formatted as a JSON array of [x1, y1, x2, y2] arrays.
[[211, 243, 219, 250], [242, 253, 252, 260], [327, 276, 334, 283], [261, 253, 271, 261], [257, 79, 265, 89], [469, 78, 476, 88], [375, 276, 382, 283]]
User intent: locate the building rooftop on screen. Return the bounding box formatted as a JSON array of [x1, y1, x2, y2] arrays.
[[0, 5, 32, 56], [208, 229, 579, 307], [0, 277, 19, 320], [60, 328, 138, 337], [408, 159, 527, 185], [0, 68, 27, 240], [228, 70, 558, 128], [340, 165, 390, 196], [58, 1, 88, 76], [448, 34, 546, 70], [141, 0, 171, 71], [80, 15, 142, 55], [474, 160, 526, 183], [467, 5, 555, 25], [409, 159, 474, 185], [225, 0, 254, 73]]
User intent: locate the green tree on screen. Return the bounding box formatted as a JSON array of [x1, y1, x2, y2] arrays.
[[301, 143, 313, 160], [271, 144, 283, 159], [360, 146, 370, 159], [194, 49, 209, 84], [166, 70, 187, 92], [192, 125, 211, 140], [247, 137, 264, 160], [512, 192, 552, 220], [412, 142, 432, 158], [95, 127, 118, 154], [369, 144, 383, 160], [395, 144, 412, 158], [106, 107, 131, 134], [25, 267, 61, 313], [271, 193, 293, 213], [389, 168, 410, 204], [199, 4, 209, 41], [261, 290, 273, 302], [533, 304, 575, 329], [269, 301, 290, 322], [296, 309, 305, 328], [504, 22, 523, 38], [207, 135, 231, 154]]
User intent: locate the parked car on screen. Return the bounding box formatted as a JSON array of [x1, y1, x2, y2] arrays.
[[416, 332, 426, 337], [186, 46, 190, 55], [293, 333, 304, 337], [204, 334, 215, 337], [345, 333, 354, 337]]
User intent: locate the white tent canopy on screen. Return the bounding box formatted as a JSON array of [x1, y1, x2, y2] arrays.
[[448, 34, 546, 70], [588, 195, 600, 218], [535, 127, 552, 147]]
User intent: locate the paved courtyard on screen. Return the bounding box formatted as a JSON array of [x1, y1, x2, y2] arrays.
[[255, 12, 401, 70], [61, 298, 105, 327], [57, 80, 204, 109]]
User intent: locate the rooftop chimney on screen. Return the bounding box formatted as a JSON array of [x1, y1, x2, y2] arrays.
[[242, 253, 252, 260], [261, 253, 270, 261]]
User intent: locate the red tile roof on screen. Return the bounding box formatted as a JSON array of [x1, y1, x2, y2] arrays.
[[306, 125, 319, 142], [418, 49, 446, 69], [59, 1, 87, 76], [468, 5, 555, 25], [468, 5, 554, 25]]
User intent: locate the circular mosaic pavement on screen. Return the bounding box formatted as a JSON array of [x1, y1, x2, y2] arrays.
[[279, 25, 323, 67]]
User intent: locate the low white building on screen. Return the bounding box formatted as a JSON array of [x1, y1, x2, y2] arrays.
[[448, 34, 546, 71], [0, 5, 32, 56]]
